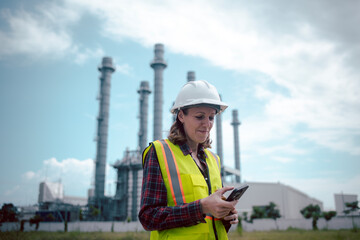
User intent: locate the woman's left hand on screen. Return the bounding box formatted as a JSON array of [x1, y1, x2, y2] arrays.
[[223, 209, 238, 225]]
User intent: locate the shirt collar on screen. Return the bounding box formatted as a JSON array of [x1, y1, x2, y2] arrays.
[[179, 142, 206, 158]]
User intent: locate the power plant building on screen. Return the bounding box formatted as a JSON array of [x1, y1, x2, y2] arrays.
[[112, 80, 150, 221], [88, 44, 324, 222], [38, 181, 64, 203], [228, 181, 323, 219], [334, 193, 358, 216]]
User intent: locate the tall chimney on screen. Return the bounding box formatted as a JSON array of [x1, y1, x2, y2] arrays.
[[95, 57, 115, 199], [172, 71, 196, 122], [187, 71, 195, 82], [231, 109, 241, 183], [150, 43, 167, 141], [216, 94, 224, 177], [138, 81, 151, 152]]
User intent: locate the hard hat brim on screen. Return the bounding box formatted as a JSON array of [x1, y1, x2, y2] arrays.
[[171, 99, 228, 114]]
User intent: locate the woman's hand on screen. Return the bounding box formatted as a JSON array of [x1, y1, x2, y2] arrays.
[[223, 209, 239, 225], [200, 186, 238, 219]]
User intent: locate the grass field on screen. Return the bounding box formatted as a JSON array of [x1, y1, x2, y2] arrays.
[[0, 230, 359, 240]]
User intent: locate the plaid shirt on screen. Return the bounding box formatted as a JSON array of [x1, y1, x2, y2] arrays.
[[138, 142, 206, 231], [138, 141, 231, 232]]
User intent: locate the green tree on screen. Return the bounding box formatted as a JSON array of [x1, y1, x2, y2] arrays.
[[29, 215, 42, 230], [250, 206, 266, 221], [250, 202, 281, 229], [64, 220, 68, 232], [79, 209, 84, 221], [88, 205, 100, 220], [265, 202, 281, 230], [242, 212, 252, 223], [322, 211, 336, 229], [300, 204, 321, 230], [45, 213, 56, 222], [249, 202, 281, 229], [20, 219, 26, 232], [344, 201, 359, 232], [0, 203, 18, 222]]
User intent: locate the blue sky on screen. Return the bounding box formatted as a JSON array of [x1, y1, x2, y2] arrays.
[[0, 0, 359, 210]]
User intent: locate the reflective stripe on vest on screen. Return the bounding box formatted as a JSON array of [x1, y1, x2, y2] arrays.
[[206, 150, 221, 174], [157, 139, 185, 205], [205, 214, 221, 221]]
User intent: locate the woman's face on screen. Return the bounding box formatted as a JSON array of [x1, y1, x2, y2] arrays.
[[178, 106, 216, 145]]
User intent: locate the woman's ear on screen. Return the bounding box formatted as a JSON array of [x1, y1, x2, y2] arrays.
[[178, 110, 184, 124]]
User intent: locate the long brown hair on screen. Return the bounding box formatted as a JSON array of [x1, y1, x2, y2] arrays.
[[168, 109, 212, 149]]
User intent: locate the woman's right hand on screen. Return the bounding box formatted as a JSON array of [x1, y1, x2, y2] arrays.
[[200, 186, 238, 219]]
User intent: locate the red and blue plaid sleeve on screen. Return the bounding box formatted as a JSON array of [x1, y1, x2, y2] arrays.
[[138, 144, 206, 231]]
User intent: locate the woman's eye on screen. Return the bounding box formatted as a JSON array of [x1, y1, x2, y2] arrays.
[[195, 115, 214, 121]]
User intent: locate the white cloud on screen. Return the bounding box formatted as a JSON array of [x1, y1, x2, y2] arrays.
[[37, 157, 119, 197], [63, 0, 360, 156], [0, 8, 73, 58], [5, 157, 96, 204], [43, 157, 94, 181], [302, 130, 360, 156], [272, 156, 294, 164], [2, 0, 358, 155], [215, 117, 303, 168], [0, 4, 103, 64], [282, 175, 360, 210], [2, 157, 120, 205], [22, 171, 36, 180], [4, 185, 20, 196], [73, 47, 105, 65], [115, 63, 133, 76]]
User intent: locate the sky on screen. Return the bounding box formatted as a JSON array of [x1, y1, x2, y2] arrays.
[[0, 0, 359, 211]]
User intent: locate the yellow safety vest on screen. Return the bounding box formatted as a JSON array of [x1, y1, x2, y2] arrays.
[[142, 139, 229, 240]]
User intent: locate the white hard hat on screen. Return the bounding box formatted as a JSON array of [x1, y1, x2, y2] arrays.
[[171, 80, 228, 114]]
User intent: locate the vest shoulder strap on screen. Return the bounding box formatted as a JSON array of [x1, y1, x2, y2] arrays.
[[153, 139, 186, 205], [204, 149, 221, 173], [142, 142, 153, 168]]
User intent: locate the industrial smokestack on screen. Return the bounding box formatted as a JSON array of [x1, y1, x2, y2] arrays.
[[150, 43, 167, 141], [231, 109, 241, 183], [138, 81, 151, 152], [172, 101, 176, 124], [187, 71, 195, 82], [94, 57, 115, 199], [172, 71, 196, 123], [216, 94, 224, 177]]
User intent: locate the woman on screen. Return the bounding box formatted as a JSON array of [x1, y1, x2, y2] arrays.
[[139, 80, 238, 240]]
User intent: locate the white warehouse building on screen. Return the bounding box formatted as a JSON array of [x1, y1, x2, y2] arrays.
[[227, 181, 323, 219]]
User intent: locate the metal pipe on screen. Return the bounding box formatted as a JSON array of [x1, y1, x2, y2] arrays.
[[172, 71, 196, 123], [150, 43, 167, 141], [137, 81, 151, 152], [216, 95, 224, 177], [187, 71, 195, 82], [172, 101, 176, 123], [95, 57, 115, 199], [131, 169, 138, 221], [231, 109, 241, 183]]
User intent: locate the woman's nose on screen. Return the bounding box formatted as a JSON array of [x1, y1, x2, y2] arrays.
[[202, 117, 212, 127]]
